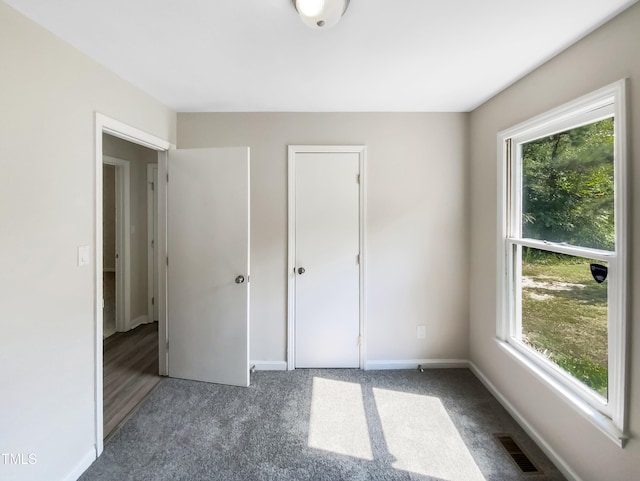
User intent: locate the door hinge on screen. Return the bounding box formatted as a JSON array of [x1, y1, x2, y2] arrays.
[[357, 173, 360, 183], [166, 340, 169, 351], [152, 296, 155, 306], [357, 335, 361, 346], [151, 239, 154, 248], [356, 254, 360, 264], [166, 173, 169, 183], [151, 181, 155, 191], [166, 256, 169, 266]]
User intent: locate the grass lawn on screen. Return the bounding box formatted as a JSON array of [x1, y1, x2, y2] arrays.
[[521, 253, 608, 398]]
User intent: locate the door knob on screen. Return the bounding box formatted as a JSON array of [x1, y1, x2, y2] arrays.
[[297, 267, 305, 275], [235, 275, 245, 284]]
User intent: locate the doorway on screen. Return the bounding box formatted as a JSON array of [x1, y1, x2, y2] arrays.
[[95, 114, 171, 455], [95, 114, 252, 455], [287, 146, 367, 369], [102, 136, 161, 439]]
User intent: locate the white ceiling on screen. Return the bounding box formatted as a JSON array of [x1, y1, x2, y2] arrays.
[[5, 0, 637, 112]]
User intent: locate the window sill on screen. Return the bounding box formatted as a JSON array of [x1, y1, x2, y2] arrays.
[[495, 338, 627, 448]]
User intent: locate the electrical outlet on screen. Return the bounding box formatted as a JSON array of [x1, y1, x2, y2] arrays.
[[416, 325, 426, 340]]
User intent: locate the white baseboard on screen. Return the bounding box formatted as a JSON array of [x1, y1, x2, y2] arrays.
[[103, 268, 115, 273], [129, 315, 149, 330], [250, 361, 287, 371], [62, 447, 95, 481], [469, 362, 583, 481], [365, 359, 469, 370]]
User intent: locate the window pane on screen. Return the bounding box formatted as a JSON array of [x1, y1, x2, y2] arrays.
[[521, 118, 614, 251], [520, 248, 608, 398]]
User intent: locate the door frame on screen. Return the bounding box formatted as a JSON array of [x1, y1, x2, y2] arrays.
[[94, 113, 172, 457], [147, 163, 159, 323], [103, 156, 130, 333], [287, 145, 367, 371]]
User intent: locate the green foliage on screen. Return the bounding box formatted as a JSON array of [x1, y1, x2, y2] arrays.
[[521, 118, 615, 251], [517, 119, 614, 398]]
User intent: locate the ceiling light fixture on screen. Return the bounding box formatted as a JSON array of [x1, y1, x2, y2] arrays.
[[293, 0, 350, 29]]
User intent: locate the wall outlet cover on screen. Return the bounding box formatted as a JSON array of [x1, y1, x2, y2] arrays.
[[78, 245, 90, 267], [417, 325, 426, 340]]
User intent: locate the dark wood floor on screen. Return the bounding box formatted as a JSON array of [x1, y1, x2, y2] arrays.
[[103, 322, 162, 439]]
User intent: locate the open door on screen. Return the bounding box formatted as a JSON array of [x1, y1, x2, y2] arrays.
[[167, 147, 250, 387]]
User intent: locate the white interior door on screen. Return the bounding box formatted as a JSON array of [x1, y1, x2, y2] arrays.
[[168, 147, 250, 387], [294, 151, 360, 368]]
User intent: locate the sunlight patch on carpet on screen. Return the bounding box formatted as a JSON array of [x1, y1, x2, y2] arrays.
[[308, 377, 373, 460], [373, 388, 486, 480]]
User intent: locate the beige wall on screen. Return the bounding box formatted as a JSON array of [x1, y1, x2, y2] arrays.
[[0, 2, 175, 480], [178, 113, 470, 364], [6, 0, 638, 478], [469, 3, 640, 480], [103, 164, 116, 270], [103, 134, 158, 324]]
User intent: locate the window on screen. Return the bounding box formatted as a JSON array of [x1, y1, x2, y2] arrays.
[[497, 80, 628, 445]]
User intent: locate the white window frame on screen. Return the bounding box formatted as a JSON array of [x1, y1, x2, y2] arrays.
[[496, 79, 629, 446]]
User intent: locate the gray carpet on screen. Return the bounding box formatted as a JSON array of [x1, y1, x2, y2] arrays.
[[80, 369, 566, 481]]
